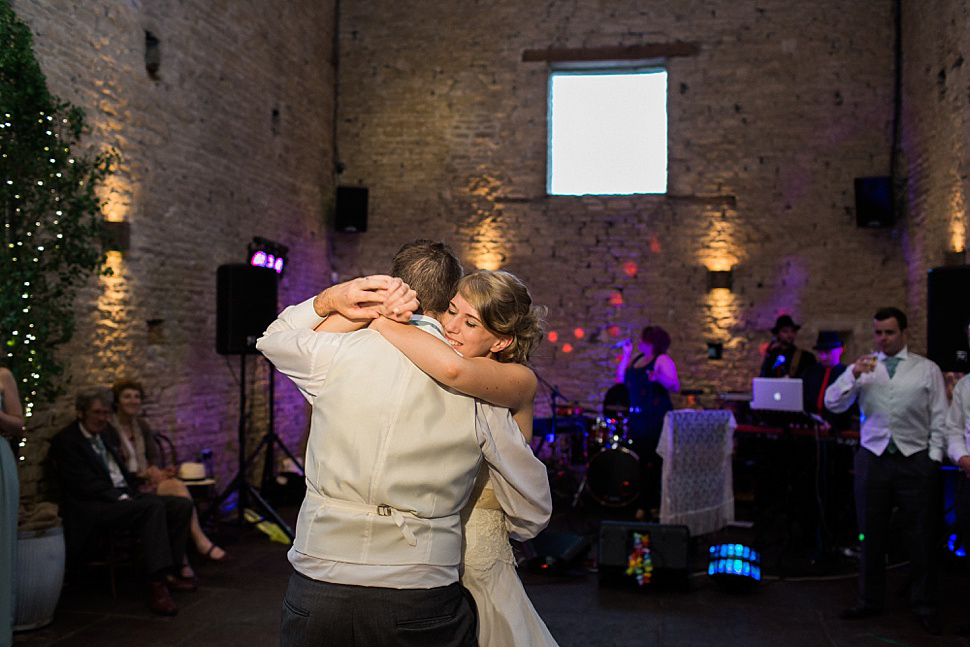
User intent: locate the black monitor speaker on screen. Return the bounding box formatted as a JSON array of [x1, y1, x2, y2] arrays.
[[335, 186, 368, 232], [598, 521, 691, 591], [854, 176, 894, 228], [216, 264, 278, 355], [927, 265, 970, 373]]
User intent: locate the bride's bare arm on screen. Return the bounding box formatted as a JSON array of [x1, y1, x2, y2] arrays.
[[369, 316, 538, 415]]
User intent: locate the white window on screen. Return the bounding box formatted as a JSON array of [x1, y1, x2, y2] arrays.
[[548, 66, 668, 196]]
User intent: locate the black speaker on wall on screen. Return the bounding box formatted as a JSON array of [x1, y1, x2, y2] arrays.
[[216, 264, 279, 355], [927, 265, 970, 373], [855, 176, 894, 228], [335, 186, 368, 232], [598, 521, 691, 591]]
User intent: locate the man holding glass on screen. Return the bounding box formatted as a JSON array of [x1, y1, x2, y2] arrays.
[[825, 307, 947, 635]]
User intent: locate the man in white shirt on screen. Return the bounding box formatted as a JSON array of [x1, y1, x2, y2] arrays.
[[944, 320, 970, 635], [825, 307, 947, 635], [257, 240, 551, 647]]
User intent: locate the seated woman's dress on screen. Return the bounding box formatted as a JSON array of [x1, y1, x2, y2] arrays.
[[460, 468, 558, 647]]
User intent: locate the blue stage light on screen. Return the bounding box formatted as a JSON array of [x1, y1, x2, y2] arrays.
[[708, 543, 761, 587]]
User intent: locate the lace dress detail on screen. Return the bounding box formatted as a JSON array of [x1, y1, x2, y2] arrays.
[[459, 468, 558, 646], [461, 475, 515, 572]]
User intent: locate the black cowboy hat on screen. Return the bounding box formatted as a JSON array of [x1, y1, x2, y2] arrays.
[[771, 314, 801, 335], [812, 331, 844, 350]]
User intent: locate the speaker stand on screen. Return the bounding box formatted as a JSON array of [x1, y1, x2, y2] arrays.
[[204, 353, 297, 541]]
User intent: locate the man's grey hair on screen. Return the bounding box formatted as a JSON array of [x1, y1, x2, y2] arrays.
[[75, 386, 114, 414]]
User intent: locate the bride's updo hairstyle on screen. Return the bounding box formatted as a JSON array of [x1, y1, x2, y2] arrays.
[[458, 270, 546, 365]]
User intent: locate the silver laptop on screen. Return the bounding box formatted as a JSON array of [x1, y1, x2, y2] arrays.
[[750, 378, 804, 411]]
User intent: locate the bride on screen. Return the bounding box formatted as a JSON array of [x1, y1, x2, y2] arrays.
[[368, 269, 558, 647]]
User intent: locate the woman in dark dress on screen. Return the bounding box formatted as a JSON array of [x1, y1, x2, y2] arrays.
[[615, 326, 680, 520]]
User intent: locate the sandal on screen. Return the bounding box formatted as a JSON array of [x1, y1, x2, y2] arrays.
[[202, 543, 230, 562]]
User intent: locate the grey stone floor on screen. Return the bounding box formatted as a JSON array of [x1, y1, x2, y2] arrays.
[[12, 502, 970, 647]]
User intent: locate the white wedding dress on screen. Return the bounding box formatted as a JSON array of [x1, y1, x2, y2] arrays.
[[460, 468, 559, 646]]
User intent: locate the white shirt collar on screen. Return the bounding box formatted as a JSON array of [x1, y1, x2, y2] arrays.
[[879, 345, 909, 361], [78, 422, 96, 441], [409, 314, 447, 342]]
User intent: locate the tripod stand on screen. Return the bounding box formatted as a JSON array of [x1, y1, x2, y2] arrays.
[[205, 352, 301, 541]]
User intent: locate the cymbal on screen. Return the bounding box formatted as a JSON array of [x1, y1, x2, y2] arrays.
[[603, 404, 630, 414]]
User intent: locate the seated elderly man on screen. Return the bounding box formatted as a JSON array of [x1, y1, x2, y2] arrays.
[[49, 386, 195, 615]]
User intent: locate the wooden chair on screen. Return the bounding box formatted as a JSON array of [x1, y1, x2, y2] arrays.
[[153, 432, 178, 468]]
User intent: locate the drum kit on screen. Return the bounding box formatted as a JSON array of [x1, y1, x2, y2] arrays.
[[539, 384, 642, 509]]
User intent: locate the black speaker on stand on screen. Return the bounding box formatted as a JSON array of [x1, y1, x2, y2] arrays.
[[209, 264, 298, 540], [927, 265, 970, 373]]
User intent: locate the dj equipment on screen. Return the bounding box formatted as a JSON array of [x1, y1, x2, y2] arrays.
[[750, 377, 804, 412]]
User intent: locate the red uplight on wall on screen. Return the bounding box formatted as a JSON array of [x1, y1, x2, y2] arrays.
[[624, 261, 638, 276], [649, 237, 662, 253], [548, 331, 559, 343], [573, 327, 585, 339], [608, 325, 621, 337], [562, 343, 574, 353], [610, 291, 624, 306]]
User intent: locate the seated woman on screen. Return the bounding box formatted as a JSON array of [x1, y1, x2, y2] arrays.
[[107, 379, 228, 575], [366, 269, 558, 647]]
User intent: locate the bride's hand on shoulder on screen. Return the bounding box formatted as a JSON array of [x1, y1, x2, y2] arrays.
[[379, 280, 419, 323]]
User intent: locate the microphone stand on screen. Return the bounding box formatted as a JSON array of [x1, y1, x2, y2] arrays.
[[534, 372, 573, 457], [534, 373, 587, 508]]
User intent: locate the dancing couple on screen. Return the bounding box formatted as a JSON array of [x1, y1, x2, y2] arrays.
[[258, 240, 559, 646]]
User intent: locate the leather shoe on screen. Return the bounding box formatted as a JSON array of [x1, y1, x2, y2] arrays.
[[838, 605, 881, 620], [147, 581, 177, 616], [165, 573, 200, 592], [915, 612, 943, 636]]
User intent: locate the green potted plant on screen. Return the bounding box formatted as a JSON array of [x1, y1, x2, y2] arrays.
[[1, 0, 117, 631]]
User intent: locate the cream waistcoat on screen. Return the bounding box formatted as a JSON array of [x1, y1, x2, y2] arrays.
[[294, 327, 483, 568]]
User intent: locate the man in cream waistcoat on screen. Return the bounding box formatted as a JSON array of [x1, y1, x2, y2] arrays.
[[257, 240, 552, 647]]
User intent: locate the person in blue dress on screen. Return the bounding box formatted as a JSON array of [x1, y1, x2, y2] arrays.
[[0, 364, 24, 645], [616, 326, 680, 520]]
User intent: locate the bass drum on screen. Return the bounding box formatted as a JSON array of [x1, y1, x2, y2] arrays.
[[586, 447, 640, 508]]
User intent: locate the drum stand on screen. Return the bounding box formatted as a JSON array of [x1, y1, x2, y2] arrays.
[[571, 472, 588, 508]]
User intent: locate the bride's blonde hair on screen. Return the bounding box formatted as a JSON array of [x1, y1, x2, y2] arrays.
[[457, 270, 546, 365]]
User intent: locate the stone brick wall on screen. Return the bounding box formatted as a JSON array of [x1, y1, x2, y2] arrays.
[[332, 0, 907, 415], [900, 0, 970, 347], [11, 0, 337, 501], [13, 0, 968, 505]]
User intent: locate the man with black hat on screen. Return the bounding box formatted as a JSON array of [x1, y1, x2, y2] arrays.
[[802, 331, 858, 431], [759, 314, 816, 379]]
